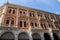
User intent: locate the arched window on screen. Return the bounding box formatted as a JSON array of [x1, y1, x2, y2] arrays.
[[23, 11, 25, 14], [29, 12, 35, 17], [8, 9, 11, 13], [35, 22, 37, 27], [13, 10, 15, 14], [31, 21, 37, 28], [6, 20, 9, 24], [40, 23, 46, 29], [31, 22, 33, 27], [20, 21, 22, 27], [20, 11, 22, 13], [6, 17, 14, 27], [48, 23, 53, 28], [29, 13, 32, 16], [20, 20, 26, 27], [24, 21, 26, 27]]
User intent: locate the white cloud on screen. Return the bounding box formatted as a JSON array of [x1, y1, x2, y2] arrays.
[[58, 0, 60, 2], [56, 12, 59, 14]]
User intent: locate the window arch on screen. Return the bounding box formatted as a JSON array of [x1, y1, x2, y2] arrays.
[[6, 17, 14, 27]]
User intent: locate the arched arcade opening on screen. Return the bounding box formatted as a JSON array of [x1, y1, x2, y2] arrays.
[[18, 32, 29, 40], [44, 33, 51, 40], [0, 32, 15, 40], [53, 33, 60, 40], [32, 33, 41, 40]]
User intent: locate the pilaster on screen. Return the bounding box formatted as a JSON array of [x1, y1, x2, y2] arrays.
[[0, 5, 8, 26]]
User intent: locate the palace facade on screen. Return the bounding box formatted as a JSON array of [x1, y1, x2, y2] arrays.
[[0, 3, 60, 40]]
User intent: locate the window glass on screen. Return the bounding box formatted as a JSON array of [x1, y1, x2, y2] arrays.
[[23, 11, 25, 14], [31, 22, 33, 27], [20, 21, 22, 27], [6, 20, 9, 24], [35, 23, 37, 27], [9, 9, 11, 13], [24, 22, 26, 27], [29, 13, 31, 16], [13, 10, 15, 14], [20, 11, 22, 13], [11, 20, 14, 25]]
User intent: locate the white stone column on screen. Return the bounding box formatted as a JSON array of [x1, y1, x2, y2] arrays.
[[42, 13, 45, 19], [0, 5, 8, 26], [48, 28, 54, 40], [26, 10, 29, 17], [27, 10, 31, 31], [50, 32, 54, 40], [49, 14, 56, 28], [28, 31, 33, 40], [15, 33, 18, 40], [35, 11, 38, 19], [40, 32, 44, 40], [52, 22, 56, 29], [16, 8, 19, 28]]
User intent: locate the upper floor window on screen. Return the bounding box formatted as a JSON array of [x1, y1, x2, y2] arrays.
[[19, 11, 26, 15], [8, 7, 16, 14], [31, 22, 33, 26], [50, 14, 54, 19], [45, 14, 49, 20], [23, 11, 25, 14], [6, 17, 14, 27], [13, 10, 15, 14], [31, 21, 37, 28], [8, 9, 11, 13], [19, 9, 27, 16], [29, 12, 35, 17], [11, 20, 14, 24], [20, 21, 22, 27], [6, 20, 9, 24], [33, 14, 35, 17], [20, 20, 26, 27], [29, 13, 32, 16], [40, 22, 46, 29], [24, 21, 26, 27], [54, 22, 59, 29], [20, 11, 22, 13], [48, 23, 53, 28], [35, 23, 37, 27], [56, 16, 60, 21], [55, 24, 59, 28], [37, 12, 43, 18]]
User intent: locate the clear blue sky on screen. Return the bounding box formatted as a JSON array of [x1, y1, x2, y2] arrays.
[[0, 0, 60, 15]]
